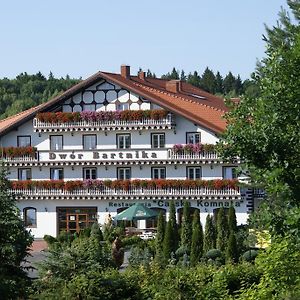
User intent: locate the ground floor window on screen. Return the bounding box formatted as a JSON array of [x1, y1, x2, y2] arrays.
[[23, 207, 37, 227], [57, 207, 97, 235]]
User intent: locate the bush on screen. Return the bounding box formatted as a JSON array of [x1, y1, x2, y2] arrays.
[[242, 250, 258, 262], [122, 236, 142, 248], [205, 249, 223, 260]]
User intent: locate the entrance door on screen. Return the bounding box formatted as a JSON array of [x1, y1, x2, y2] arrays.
[[66, 213, 88, 234], [57, 207, 97, 235]]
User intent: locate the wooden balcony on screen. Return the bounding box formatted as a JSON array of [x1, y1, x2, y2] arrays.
[[33, 113, 175, 132], [11, 185, 240, 201]]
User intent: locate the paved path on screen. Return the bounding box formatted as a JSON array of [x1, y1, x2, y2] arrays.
[[24, 240, 48, 278]]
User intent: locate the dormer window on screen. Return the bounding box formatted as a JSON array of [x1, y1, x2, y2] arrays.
[[186, 132, 201, 144]]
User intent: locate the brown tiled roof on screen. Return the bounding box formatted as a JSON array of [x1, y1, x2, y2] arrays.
[[0, 69, 228, 136]]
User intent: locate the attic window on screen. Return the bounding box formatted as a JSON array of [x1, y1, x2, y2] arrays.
[[190, 94, 206, 100]]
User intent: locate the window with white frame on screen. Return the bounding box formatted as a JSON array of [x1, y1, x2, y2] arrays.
[[23, 207, 37, 227], [223, 167, 237, 179], [117, 134, 131, 149], [186, 132, 201, 144], [18, 168, 32, 180], [187, 167, 201, 180], [17, 136, 31, 147], [83, 168, 97, 180], [152, 167, 166, 179], [50, 135, 63, 150], [83, 135, 97, 150], [117, 168, 131, 180], [151, 133, 165, 148], [50, 168, 64, 180]]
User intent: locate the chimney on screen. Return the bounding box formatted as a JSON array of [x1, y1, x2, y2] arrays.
[[121, 65, 130, 79], [166, 80, 182, 93], [138, 70, 146, 81]]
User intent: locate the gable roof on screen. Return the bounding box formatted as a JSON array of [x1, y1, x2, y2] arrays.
[[0, 68, 228, 136]]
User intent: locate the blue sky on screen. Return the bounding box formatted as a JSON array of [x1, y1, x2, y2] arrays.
[[0, 0, 288, 80]]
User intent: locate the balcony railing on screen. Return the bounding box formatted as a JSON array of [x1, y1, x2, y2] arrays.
[[11, 186, 240, 197], [167, 150, 219, 160], [33, 113, 175, 131], [2, 155, 37, 162]]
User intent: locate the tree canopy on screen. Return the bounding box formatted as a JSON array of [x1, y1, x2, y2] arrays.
[[220, 0, 300, 237]]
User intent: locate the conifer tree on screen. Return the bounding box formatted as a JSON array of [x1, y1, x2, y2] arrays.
[[228, 206, 237, 233], [190, 210, 203, 266], [187, 71, 201, 87], [0, 166, 33, 299], [200, 67, 216, 93], [215, 71, 224, 94], [163, 221, 172, 262], [204, 214, 216, 252], [155, 212, 165, 264], [234, 75, 243, 95], [180, 70, 186, 81], [90, 222, 103, 242], [226, 231, 238, 263], [223, 71, 236, 94], [180, 201, 192, 253], [169, 201, 179, 252], [216, 207, 229, 252]]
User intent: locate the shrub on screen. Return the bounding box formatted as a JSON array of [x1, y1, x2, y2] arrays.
[[242, 249, 258, 262], [205, 249, 223, 260]]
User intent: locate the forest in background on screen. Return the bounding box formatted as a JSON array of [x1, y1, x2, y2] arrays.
[[0, 67, 259, 120]]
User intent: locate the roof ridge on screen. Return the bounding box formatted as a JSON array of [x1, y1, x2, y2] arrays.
[[132, 81, 225, 113]]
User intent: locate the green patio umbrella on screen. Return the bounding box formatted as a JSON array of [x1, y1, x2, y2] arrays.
[[114, 203, 158, 221]]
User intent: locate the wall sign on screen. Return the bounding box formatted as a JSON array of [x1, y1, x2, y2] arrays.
[[48, 150, 158, 160]]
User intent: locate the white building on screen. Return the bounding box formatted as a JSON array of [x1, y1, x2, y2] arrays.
[[0, 66, 254, 238]]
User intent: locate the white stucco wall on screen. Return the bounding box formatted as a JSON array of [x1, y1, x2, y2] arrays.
[[1, 78, 246, 239]]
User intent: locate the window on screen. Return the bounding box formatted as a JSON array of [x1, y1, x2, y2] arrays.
[[223, 167, 237, 179], [17, 136, 31, 147], [152, 167, 166, 179], [23, 207, 37, 227], [187, 167, 201, 179], [186, 132, 201, 144], [151, 133, 165, 148], [83, 168, 97, 180], [117, 168, 131, 180], [117, 103, 129, 111], [50, 168, 64, 180], [117, 134, 131, 149], [83, 135, 97, 150], [18, 168, 32, 180], [50, 135, 63, 150]]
